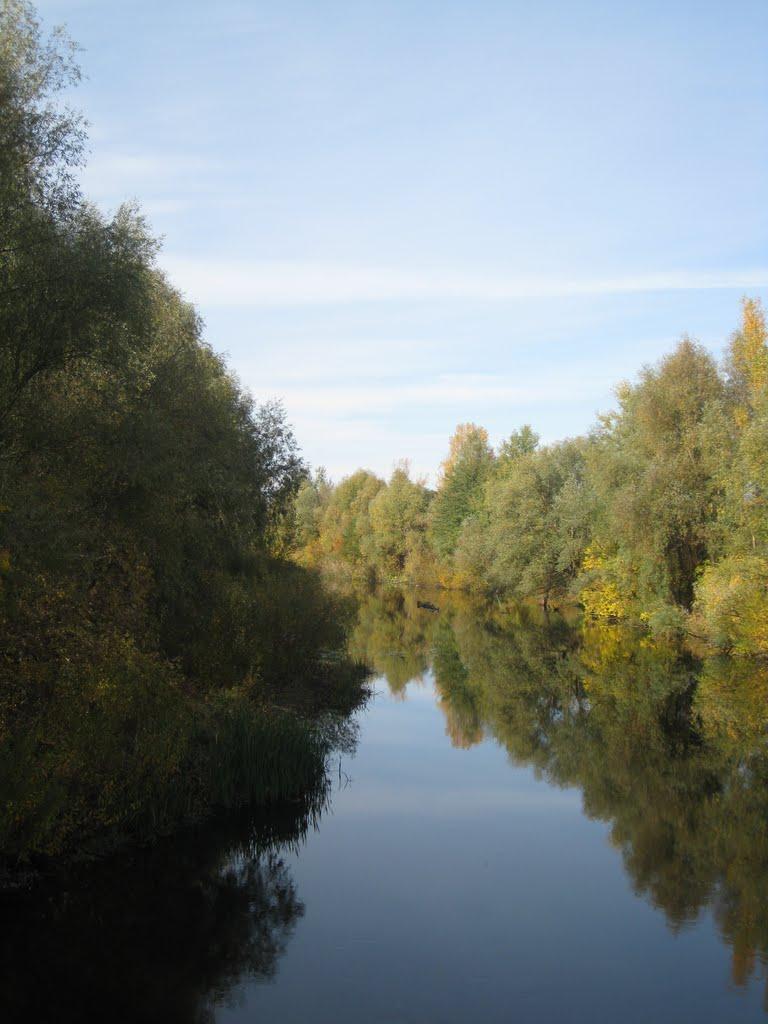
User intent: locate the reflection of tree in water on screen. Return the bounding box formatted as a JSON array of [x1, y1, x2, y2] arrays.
[[348, 589, 435, 696], [431, 618, 484, 748], [351, 590, 768, 1003], [0, 799, 318, 1023]]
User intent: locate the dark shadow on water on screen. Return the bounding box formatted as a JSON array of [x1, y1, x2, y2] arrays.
[[0, 796, 322, 1024]]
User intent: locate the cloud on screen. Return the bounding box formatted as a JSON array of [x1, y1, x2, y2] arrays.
[[249, 373, 610, 417], [234, 337, 447, 382], [79, 153, 225, 207], [162, 257, 768, 307]]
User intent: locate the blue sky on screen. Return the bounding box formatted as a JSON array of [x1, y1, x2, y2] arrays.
[[38, 0, 768, 481]]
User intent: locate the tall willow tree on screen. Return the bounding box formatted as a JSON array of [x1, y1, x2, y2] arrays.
[[368, 464, 431, 579], [486, 440, 588, 607], [429, 423, 493, 563], [315, 469, 384, 571], [583, 339, 729, 625], [452, 431, 589, 606]]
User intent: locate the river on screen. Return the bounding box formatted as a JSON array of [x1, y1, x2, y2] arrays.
[[4, 589, 768, 1021]]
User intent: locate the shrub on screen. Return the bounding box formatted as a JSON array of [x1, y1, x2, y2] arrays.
[[695, 556, 768, 655]]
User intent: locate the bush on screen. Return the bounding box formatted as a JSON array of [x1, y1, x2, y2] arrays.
[[695, 556, 768, 655]]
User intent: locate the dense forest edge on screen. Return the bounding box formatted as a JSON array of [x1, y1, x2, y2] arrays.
[[290, 297, 768, 656], [0, 3, 368, 869]]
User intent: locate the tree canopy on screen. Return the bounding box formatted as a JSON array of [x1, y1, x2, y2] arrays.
[[293, 300, 768, 654]]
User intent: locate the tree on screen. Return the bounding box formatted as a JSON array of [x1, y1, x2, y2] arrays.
[[429, 423, 493, 560], [316, 469, 384, 570], [497, 424, 539, 464], [292, 468, 332, 550], [694, 299, 768, 652], [585, 339, 728, 615], [482, 439, 587, 607], [0, 5, 156, 434], [368, 462, 431, 578], [726, 297, 768, 415]]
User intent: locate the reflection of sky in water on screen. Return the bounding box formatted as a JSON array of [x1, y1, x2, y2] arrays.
[[218, 672, 768, 1023]]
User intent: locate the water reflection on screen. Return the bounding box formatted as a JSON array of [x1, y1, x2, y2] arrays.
[[350, 589, 768, 1002], [0, 798, 320, 1023], [5, 591, 768, 1020]]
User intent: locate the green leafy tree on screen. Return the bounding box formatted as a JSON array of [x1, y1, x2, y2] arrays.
[[316, 469, 384, 571], [585, 339, 728, 618], [481, 439, 587, 607], [292, 468, 332, 550], [368, 462, 431, 579], [429, 423, 493, 562]]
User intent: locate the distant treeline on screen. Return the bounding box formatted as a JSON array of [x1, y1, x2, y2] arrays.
[[0, 3, 365, 863], [292, 299, 768, 655]]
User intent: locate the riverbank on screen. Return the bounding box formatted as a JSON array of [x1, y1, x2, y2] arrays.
[[0, 566, 370, 877]]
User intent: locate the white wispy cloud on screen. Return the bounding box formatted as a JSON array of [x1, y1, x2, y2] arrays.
[[234, 337, 448, 382], [249, 373, 609, 417], [79, 153, 225, 208], [163, 258, 768, 307]]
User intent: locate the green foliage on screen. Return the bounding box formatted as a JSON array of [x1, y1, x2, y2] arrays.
[[689, 300, 768, 652], [295, 464, 436, 585], [695, 556, 768, 655], [368, 463, 431, 580], [429, 423, 493, 560], [292, 303, 768, 656], [726, 297, 768, 412], [316, 468, 384, 571], [497, 424, 539, 463], [470, 438, 589, 605], [292, 468, 332, 550], [0, 2, 368, 866], [586, 339, 729, 613]]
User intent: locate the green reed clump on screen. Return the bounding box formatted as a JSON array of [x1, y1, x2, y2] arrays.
[[0, 644, 363, 868], [200, 699, 329, 810], [132, 696, 334, 852]]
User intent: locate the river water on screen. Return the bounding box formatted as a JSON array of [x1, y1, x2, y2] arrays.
[[4, 591, 768, 1021]]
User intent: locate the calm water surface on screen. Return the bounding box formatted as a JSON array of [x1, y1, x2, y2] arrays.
[[5, 592, 768, 1021]]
